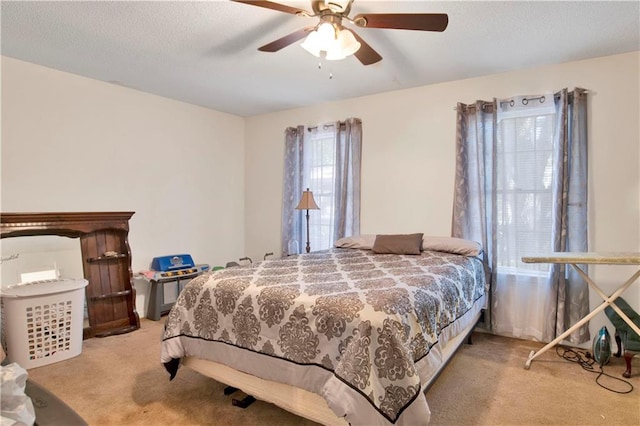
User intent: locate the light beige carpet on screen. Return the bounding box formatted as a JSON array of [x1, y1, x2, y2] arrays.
[[25, 318, 640, 425]]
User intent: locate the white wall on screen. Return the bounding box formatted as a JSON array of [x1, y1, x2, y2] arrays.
[[1, 56, 246, 315], [2, 52, 638, 342], [244, 51, 640, 343]]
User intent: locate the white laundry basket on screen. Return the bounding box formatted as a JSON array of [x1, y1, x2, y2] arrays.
[[1, 278, 88, 369]]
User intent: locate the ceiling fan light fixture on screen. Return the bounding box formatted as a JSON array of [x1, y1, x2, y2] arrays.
[[237, 0, 451, 66], [301, 24, 360, 61], [327, 28, 360, 60], [301, 22, 336, 57]]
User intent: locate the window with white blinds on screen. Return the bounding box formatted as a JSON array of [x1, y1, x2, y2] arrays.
[[496, 104, 556, 275], [304, 128, 336, 251]]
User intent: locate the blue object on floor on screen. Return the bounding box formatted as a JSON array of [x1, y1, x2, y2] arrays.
[[592, 326, 611, 366]]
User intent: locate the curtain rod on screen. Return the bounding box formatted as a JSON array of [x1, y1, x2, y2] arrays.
[[453, 95, 552, 111], [453, 89, 588, 110], [307, 121, 346, 132]]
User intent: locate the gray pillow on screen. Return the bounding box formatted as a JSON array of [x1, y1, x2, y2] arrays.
[[422, 236, 482, 256], [334, 235, 376, 250], [372, 233, 424, 255]]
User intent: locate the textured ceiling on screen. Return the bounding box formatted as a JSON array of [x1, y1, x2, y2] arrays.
[[2, 1, 639, 117]]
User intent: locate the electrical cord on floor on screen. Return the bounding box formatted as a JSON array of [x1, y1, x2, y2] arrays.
[[556, 346, 634, 394]]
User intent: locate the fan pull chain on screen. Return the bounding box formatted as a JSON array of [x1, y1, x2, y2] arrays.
[[317, 60, 333, 80]]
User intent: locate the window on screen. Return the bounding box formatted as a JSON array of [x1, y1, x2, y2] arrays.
[[281, 119, 362, 256], [453, 89, 589, 342], [496, 103, 556, 276], [304, 128, 337, 251]]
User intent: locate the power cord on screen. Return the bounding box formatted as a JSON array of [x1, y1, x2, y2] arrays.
[[556, 346, 633, 394]]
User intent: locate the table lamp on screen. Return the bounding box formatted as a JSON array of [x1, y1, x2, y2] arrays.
[[295, 188, 320, 253]]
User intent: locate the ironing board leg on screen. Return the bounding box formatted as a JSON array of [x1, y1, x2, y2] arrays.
[[525, 265, 640, 369]]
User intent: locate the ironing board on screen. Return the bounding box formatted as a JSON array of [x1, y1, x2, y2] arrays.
[[520, 252, 640, 369]]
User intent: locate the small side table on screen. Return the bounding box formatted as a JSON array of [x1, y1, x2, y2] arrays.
[[521, 252, 640, 369], [142, 269, 207, 321]]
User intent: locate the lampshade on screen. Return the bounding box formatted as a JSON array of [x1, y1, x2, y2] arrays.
[[325, 28, 360, 61], [300, 23, 361, 60], [299, 31, 322, 57], [295, 188, 320, 210], [301, 23, 335, 57]]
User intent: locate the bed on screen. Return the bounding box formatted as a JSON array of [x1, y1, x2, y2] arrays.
[[161, 236, 487, 425]]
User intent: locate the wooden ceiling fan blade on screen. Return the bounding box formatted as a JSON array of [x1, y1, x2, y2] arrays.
[[353, 13, 449, 32], [231, 0, 308, 15], [351, 31, 382, 66], [258, 27, 313, 52]]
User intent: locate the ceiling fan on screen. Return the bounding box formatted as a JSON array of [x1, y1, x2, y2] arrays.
[[232, 0, 448, 65]]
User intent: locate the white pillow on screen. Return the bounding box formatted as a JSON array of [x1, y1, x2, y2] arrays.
[[334, 235, 376, 250], [422, 236, 482, 256]]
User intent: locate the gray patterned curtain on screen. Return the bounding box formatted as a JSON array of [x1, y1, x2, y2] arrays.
[[281, 126, 305, 257], [333, 118, 362, 242], [452, 88, 589, 344], [452, 100, 497, 330], [549, 88, 590, 344]]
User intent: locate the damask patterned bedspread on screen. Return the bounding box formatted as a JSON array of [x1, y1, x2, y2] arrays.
[[161, 248, 485, 425]]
